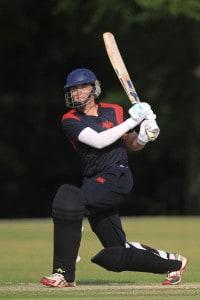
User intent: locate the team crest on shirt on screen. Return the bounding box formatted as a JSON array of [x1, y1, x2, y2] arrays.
[[96, 176, 106, 184], [101, 120, 114, 129]]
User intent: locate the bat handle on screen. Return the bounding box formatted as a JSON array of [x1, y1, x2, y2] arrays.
[[130, 103, 159, 141], [146, 128, 159, 141]]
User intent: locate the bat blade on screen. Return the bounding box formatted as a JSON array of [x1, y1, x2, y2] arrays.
[[103, 32, 139, 104], [103, 32, 159, 141]]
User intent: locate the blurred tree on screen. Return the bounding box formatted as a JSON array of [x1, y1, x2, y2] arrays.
[[54, 0, 200, 213], [0, 0, 200, 216]]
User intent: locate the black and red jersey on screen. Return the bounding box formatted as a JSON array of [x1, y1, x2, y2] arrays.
[[61, 102, 128, 178]]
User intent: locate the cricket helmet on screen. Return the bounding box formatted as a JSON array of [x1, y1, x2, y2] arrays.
[[64, 68, 101, 108]]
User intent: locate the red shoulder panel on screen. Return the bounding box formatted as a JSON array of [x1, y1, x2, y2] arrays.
[[62, 109, 80, 121], [100, 102, 124, 124]]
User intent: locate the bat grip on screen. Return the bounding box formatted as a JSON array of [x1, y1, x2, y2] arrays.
[[129, 103, 159, 141], [146, 128, 159, 141]]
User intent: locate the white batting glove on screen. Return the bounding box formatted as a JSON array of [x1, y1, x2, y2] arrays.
[[145, 112, 156, 121], [137, 119, 160, 145], [128, 103, 153, 126]]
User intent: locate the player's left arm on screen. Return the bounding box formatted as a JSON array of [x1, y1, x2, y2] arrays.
[[123, 131, 144, 151], [123, 117, 160, 151]]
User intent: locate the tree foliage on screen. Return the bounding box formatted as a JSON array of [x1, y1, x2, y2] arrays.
[[0, 0, 200, 216], [55, 0, 200, 32]]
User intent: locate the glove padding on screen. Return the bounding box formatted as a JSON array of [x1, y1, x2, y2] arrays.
[[128, 103, 153, 126], [145, 112, 156, 121], [137, 119, 160, 145]]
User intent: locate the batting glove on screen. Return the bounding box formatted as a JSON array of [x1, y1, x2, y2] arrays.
[[137, 119, 160, 145], [128, 103, 153, 126]]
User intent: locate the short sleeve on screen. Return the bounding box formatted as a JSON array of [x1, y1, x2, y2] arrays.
[[62, 118, 88, 139], [100, 103, 124, 124], [61, 109, 89, 139]]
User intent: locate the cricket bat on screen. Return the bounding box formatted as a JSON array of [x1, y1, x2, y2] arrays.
[[103, 32, 158, 140]]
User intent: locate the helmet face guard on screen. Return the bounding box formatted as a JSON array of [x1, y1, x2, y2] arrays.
[[64, 68, 101, 108]]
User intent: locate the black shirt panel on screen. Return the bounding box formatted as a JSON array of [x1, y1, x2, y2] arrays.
[[62, 103, 128, 178]]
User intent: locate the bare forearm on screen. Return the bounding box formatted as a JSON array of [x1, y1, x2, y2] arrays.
[[123, 132, 145, 151]]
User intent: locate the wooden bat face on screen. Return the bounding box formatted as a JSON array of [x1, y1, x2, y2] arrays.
[[103, 32, 159, 141], [103, 32, 139, 104]]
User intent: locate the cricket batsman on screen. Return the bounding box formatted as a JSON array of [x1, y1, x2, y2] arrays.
[[40, 68, 187, 287]]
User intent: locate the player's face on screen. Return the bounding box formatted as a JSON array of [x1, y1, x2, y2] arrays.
[[70, 84, 94, 103]]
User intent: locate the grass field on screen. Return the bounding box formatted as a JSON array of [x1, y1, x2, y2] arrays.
[[0, 217, 199, 299]]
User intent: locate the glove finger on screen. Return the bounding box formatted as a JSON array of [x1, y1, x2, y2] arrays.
[[146, 112, 156, 120]]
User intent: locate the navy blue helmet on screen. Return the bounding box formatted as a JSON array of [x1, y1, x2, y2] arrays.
[[64, 68, 101, 108]]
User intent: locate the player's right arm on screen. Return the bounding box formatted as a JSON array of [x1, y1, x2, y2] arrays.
[[79, 103, 153, 149], [78, 118, 138, 149], [62, 103, 153, 150], [63, 116, 139, 150]]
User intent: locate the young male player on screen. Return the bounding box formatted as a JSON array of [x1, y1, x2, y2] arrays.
[[40, 68, 187, 287]]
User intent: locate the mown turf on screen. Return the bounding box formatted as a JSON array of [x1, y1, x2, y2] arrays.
[[0, 283, 200, 299], [0, 217, 199, 299]]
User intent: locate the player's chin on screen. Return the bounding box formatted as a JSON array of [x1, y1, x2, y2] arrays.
[[77, 98, 94, 110], [76, 103, 87, 111], [72, 99, 86, 108]]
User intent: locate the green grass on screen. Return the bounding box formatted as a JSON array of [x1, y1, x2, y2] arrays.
[[0, 217, 199, 299]]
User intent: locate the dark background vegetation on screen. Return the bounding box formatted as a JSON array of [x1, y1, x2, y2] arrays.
[[1, 0, 200, 217]]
